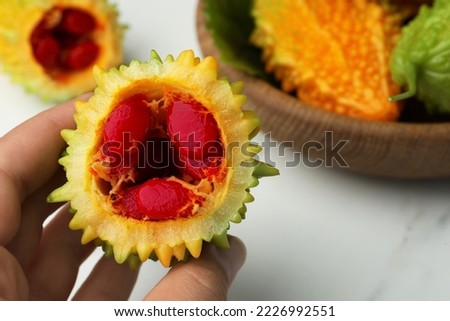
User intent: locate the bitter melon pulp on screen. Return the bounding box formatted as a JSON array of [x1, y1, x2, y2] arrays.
[[48, 50, 278, 267], [0, 0, 123, 102]]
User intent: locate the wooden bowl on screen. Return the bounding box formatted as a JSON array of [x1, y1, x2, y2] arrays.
[[196, 1, 450, 179]]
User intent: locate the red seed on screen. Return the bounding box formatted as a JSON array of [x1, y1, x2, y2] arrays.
[[33, 36, 60, 69], [119, 187, 141, 219], [121, 179, 194, 221], [64, 41, 99, 70], [103, 94, 152, 156], [59, 9, 96, 35], [30, 21, 51, 47], [167, 99, 220, 159], [176, 145, 223, 181]]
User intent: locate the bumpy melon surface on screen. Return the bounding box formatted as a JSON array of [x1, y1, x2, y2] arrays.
[[250, 0, 406, 121], [0, 0, 124, 102], [48, 50, 278, 267]]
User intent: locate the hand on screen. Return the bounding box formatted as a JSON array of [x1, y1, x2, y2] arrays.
[[0, 95, 246, 300]]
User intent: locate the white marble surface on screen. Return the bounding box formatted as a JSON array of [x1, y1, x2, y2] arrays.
[[2, 0, 450, 301]]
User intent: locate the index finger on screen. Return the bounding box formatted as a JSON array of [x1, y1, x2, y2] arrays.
[[0, 94, 90, 244], [0, 94, 90, 200]]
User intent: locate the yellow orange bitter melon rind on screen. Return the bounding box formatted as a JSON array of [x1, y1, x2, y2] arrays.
[[48, 50, 278, 267], [250, 0, 404, 121], [0, 0, 124, 102]]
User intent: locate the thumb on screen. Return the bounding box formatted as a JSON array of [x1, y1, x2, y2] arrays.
[[144, 236, 246, 301]]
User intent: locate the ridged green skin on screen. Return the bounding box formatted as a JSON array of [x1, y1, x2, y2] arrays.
[[390, 0, 450, 114]]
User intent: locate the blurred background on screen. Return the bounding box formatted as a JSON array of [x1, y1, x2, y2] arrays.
[[2, 0, 450, 300]]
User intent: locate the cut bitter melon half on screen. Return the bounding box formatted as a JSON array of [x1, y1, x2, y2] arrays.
[[48, 50, 278, 267], [0, 0, 124, 102]]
